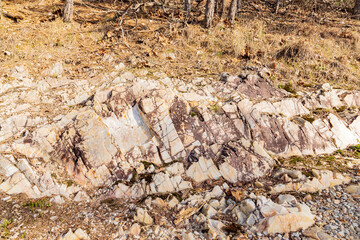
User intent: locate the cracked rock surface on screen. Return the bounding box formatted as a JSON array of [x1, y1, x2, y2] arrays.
[[0, 67, 359, 239]]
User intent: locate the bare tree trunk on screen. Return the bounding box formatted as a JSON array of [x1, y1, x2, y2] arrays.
[[355, 0, 360, 19], [214, 0, 218, 16], [236, 0, 241, 17], [219, 0, 225, 18], [275, 0, 281, 14], [184, 0, 191, 15], [63, 0, 74, 22], [203, 0, 215, 28], [228, 0, 237, 23]]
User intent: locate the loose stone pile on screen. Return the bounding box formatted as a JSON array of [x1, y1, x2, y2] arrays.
[[0, 64, 359, 239]]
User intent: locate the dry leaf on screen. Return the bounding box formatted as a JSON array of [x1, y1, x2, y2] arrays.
[[174, 207, 198, 225], [231, 190, 244, 202], [174, 202, 205, 225]]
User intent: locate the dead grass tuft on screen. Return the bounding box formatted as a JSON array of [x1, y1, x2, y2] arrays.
[[275, 42, 310, 61], [231, 21, 267, 58]]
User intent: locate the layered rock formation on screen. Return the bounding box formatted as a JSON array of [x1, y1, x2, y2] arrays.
[[0, 67, 359, 201], [1, 66, 360, 239]]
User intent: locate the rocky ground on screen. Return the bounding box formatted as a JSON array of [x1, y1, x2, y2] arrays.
[[0, 168, 359, 239], [0, 59, 359, 239], [1, 0, 360, 238]]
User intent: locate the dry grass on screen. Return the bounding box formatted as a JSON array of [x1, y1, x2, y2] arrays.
[[177, 18, 360, 89], [0, 18, 106, 79], [1, 0, 360, 90], [232, 21, 267, 58]]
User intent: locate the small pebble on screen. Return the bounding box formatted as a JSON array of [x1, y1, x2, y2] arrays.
[[304, 194, 312, 201]]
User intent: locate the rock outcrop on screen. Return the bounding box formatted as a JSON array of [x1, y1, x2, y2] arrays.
[[0, 68, 359, 201], [1, 67, 359, 239]]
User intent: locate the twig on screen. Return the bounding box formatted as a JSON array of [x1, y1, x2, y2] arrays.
[[78, 0, 112, 12], [114, 2, 153, 66]]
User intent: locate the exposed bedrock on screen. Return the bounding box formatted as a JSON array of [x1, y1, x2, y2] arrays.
[[0, 70, 359, 199]]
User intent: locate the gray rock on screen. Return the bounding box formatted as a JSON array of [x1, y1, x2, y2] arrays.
[[246, 213, 257, 226], [240, 199, 256, 215]]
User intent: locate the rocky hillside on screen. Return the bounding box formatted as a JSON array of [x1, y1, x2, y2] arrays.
[[1, 0, 360, 239], [0, 62, 359, 239]]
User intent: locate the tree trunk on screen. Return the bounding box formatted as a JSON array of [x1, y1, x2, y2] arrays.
[[355, 0, 360, 19], [203, 0, 215, 28], [63, 0, 74, 22], [275, 0, 280, 14], [184, 0, 191, 15], [228, 0, 237, 24], [214, 0, 218, 16], [219, 0, 225, 18], [236, 0, 241, 17]]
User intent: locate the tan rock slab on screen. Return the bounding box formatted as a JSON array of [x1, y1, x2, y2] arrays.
[[345, 184, 360, 198]]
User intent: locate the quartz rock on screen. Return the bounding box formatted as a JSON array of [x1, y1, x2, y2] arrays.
[[134, 208, 153, 225], [129, 223, 141, 236], [258, 204, 315, 234]]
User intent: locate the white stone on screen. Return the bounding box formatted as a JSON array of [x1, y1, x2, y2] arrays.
[[273, 98, 310, 117], [277, 194, 297, 205], [0, 172, 40, 198], [209, 186, 223, 199], [115, 63, 126, 71], [182, 232, 196, 240], [152, 198, 166, 208], [73, 191, 90, 202], [258, 204, 315, 234], [58, 229, 77, 240], [51, 196, 65, 204], [349, 116, 360, 138], [94, 89, 111, 103], [240, 199, 256, 215], [166, 162, 185, 176], [134, 208, 153, 225], [345, 184, 360, 198], [219, 162, 237, 183], [344, 92, 360, 107], [246, 213, 257, 226], [129, 223, 141, 236], [74, 229, 89, 240], [270, 170, 351, 194], [102, 104, 152, 154], [202, 205, 217, 218], [120, 71, 135, 81], [186, 157, 221, 183], [152, 172, 175, 193], [207, 219, 226, 239], [162, 192, 176, 205], [253, 101, 277, 115], [328, 113, 359, 149], [0, 158, 18, 177]]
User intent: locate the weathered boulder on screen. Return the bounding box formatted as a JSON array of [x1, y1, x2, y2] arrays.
[[257, 203, 315, 234]]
